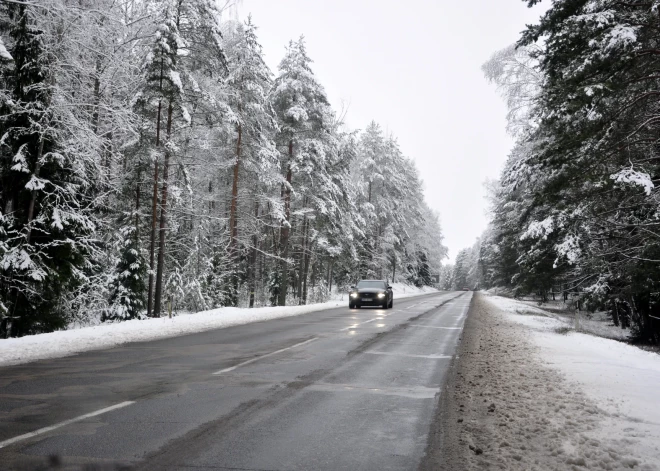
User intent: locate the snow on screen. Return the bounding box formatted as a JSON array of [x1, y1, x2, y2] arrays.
[[521, 216, 555, 240], [611, 168, 654, 196], [25, 176, 47, 191], [181, 105, 191, 125], [170, 70, 183, 94], [0, 37, 12, 61], [606, 25, 638, 50], [0, 283, 437, 367], [10, 145, 30, 173], [285, 104, 308, 121], [486, 294, 660, 469], [554, 233, 581, 267]]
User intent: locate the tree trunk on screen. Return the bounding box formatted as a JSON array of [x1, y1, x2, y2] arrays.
[[377, 224, 383, 279], [297, 212, 308, 303], [91, 57, 102, 135], [147, 61, 165, 317], [302, 241, 312, 305], [392, 257, 396, 282], [147, 160, 159, 316], [135, 169, 141, 235], [228, 122, 242, 306], [277, 140, 293, 306], [26, 136, 45, 244], [249, 200, 259, 308], [153, 100, 174, 317]]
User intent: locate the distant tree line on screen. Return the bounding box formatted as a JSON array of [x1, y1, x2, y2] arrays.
[[0, 0, 446, 335]]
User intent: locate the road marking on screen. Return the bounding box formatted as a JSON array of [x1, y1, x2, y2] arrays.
[[0, 401, 135, 450], [213, 338, 319, 375], [340, 318, 380, 331], [364, 351, 451, 359], [306, 383, 439, 399], [409, 325, 462, 330]]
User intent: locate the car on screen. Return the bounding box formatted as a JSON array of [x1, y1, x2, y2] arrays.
[[348, 280, 393, 309]]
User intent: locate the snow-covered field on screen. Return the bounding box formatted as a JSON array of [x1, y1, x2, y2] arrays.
[[486, 295, 660, 469], [0, 283, 437, 368]]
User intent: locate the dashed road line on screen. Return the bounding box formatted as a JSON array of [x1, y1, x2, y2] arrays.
[[212, 337, 319, 375], [0, 401, 135, 450], [364, 351, 451, 359], [409, 325, 462, 330], [340, 318, 383, 331]]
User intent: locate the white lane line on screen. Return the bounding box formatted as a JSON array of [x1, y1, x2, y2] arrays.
[[0, 401, 135, 450], [364, 351, 451, 359], [306, 383, 439, 399], [212, 337, 319, 375], [340, 318, 381, 331], [409, 325, 462, 330]]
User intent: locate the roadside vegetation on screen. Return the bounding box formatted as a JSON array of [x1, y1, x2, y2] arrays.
[[0, 1, 446, 336], [454, 1, 660, 345]]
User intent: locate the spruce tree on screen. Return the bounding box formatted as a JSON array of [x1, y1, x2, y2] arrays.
[[0, 4, 101, 334]]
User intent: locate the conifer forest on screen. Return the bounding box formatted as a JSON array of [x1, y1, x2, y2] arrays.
[[0, 0, 446, 335], [446, 0, 660, 345]]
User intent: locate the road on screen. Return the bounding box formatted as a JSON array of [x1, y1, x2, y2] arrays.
[[0, 291, 472, 470]]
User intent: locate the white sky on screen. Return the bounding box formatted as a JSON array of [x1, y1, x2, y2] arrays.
[[235, 0, 546, 263]]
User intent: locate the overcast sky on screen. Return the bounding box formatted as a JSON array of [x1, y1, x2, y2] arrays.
[[235, 0, 546, 264]]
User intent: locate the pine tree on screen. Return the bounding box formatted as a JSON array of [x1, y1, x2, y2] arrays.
[[136, 7, 184, 317], [270, 37, 334, 306], [225, 16, 278, 306]]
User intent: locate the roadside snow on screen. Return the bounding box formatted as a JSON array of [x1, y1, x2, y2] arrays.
[[486, 294, 660, 470], [505, 296, 631, 341], [0, 284, 436, 367]]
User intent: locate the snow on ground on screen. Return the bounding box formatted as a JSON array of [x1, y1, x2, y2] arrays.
[[486, 294, 660, 470], [0, 283, 437, 368], [510, 297, 631, 341]]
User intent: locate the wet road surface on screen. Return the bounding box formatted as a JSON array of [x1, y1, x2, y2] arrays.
[[0, 291, 471, 470]]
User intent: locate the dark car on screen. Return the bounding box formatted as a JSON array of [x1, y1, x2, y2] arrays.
[[349, 280, 393, 309]]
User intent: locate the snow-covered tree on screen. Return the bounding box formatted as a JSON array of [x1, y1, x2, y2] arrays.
[[270, 37, 335, 306]]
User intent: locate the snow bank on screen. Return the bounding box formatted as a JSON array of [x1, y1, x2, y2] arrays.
[[0, 284, 437, 367], [486, 294, 660, 469]]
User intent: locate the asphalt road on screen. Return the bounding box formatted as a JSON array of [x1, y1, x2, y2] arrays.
[[0, 291, 472, 470]]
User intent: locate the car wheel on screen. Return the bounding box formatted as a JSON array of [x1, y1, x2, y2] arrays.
[[349, 302, 354, 309], [389, 299, 393, 309]]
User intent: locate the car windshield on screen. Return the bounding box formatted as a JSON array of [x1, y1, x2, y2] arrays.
[[357, 281, 386, 289]]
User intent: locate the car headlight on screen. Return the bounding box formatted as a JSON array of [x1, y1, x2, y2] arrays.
[[377, 293, 385, 298], [350, 292, 358, 298]]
